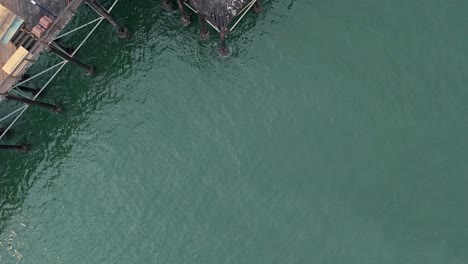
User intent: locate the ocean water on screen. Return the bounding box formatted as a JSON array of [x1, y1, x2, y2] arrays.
[[1, 0, 468, 263]]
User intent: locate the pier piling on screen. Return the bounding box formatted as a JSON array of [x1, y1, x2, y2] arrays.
[[177, 0, 191, 26], [198, 13, 209, 40], [17, 86, 40, 95], [253, 0, 261, 13], [161, 0, 173, 11], [0, 144, 30, 152], [85, 0, 130, 38], [3, 95, 62, 113], [219, 29, 229, 56], [48, 44, 95, 75], [52, 41, 76, 55]]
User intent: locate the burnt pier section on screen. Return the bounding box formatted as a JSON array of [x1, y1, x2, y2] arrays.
[[169, 0, 261, 55]]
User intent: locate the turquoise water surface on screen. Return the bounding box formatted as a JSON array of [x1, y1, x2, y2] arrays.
[[1, 0, 468, 263]]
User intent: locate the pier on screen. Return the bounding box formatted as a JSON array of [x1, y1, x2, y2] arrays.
[[0, 0, 128, 151], [1, 0, 262, 152], [1, 0, 87, 94]]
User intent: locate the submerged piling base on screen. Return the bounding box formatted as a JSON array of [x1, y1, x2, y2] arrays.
[[177, 0, 191, 26], [219, 29, 230, 56], [161, 0, 173, 11], [253, 0, 262, 13], [198, 13, 209, 40]]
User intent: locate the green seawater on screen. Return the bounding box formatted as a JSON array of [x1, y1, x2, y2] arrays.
[[1, 0, 468, 263]]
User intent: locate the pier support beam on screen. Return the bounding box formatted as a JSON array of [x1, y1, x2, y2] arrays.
[[0, 144, 30, 152], [219, 29, 230, 56], [177, 0, 190, 26], [53, 41, 75, 55], [16, 86, 40, 96], [0, 128, 11, 138], [162, 0, 173, 11], [198, 13, 209, 40], [48, 44, 95, 75], [2, 95, 62, 113], [85, 0, 130, 38]]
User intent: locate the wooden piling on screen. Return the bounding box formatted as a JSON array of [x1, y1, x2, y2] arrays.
[[0, 143, 29, 152], [3, 94, 62, 113], [85, 0, 129, 38], [48, 44, 95, 75]]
